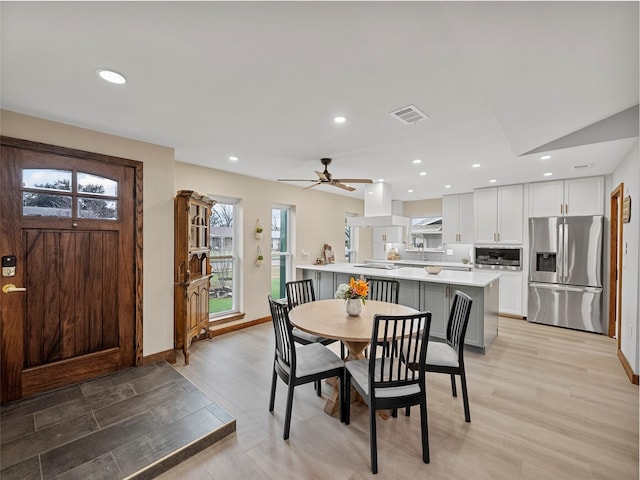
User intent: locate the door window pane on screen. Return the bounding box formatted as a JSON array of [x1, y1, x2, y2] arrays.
[[78, 173, 118, 196], [78, 198, 118, 220], [22, 169, 72, 191], [22, 193, 72, 217]]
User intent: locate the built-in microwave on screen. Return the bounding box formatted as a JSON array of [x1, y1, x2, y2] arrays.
[[475, 247, 522, 271]]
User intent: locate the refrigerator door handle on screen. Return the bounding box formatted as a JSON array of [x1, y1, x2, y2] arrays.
[[562, 221, 569, 283], [557, 222, 564, 282], [529, 282, 602, 294]]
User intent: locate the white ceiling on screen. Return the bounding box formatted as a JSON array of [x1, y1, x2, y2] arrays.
[[1, 2, 638, 201]]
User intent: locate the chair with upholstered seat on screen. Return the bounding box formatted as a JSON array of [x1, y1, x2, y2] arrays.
[[344, 311, 432, 474], [406, 290, 473, 422], [286, 279, 345, 383], [267, 295, 345, 439], [365, 277, 399, 304], [365, 278, 399, 357]]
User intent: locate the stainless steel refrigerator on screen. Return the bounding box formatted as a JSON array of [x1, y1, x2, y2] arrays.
[[528, 215, 605, 333]]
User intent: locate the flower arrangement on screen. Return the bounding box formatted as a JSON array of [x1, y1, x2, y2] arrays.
[[335, 277, 369, 304]]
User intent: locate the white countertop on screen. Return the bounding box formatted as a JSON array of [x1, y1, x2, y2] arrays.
[[297, 262, 500, 287]]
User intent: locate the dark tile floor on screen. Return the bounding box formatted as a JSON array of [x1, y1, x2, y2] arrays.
[[0, 361, 235, 480]]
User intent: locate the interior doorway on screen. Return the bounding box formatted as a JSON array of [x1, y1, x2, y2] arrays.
[[609, 183, 623, 341]]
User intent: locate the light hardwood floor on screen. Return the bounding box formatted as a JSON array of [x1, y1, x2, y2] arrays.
[[160, 317, 639, 480]]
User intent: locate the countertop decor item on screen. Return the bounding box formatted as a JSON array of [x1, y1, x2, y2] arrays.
[[425, 266, 442, 275], [335, 277, 369, 316], [345, 298, 363, 317]]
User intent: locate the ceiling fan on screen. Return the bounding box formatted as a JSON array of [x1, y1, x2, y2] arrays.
[[277, 158, 373, 191]]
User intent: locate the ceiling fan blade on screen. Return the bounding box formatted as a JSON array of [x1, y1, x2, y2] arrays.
[[331, 181, 356, 192], [333, 178, 373, 184], [315, 170, 329, 182], [303, 181, 322, 190], [277, 178, 317, 182]]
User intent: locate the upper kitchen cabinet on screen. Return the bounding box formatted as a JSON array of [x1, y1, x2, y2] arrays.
[[373, 226, 405, 243], [443, 193, 473, 244], [528, 176, 604, 217], [474, 184, 524, 244]]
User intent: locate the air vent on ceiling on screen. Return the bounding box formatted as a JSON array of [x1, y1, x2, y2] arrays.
[[573, 163, 594, 170], [390, 105, 429, 125]]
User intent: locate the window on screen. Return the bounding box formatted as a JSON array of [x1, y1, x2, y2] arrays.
[[345, 213, 358, 263], [22, 169, 118, 219], [409, 216, 443, 250], [271, 206, 291, 299], [209, 200, 238, 317]]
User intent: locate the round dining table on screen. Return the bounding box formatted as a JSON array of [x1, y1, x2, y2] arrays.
[[288, 298, 421, 415]]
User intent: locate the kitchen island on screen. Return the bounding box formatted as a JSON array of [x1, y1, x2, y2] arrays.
[[296, 263, 500, 353]]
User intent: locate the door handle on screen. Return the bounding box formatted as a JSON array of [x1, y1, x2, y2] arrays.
[[2, 284, 26, 293]]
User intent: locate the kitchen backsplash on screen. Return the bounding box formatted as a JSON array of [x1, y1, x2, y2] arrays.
[[400, 243, 473, 264]]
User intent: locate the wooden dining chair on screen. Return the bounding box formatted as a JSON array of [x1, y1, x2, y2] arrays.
[[286, 279, 345, 388], [405, 290, 473, 422], [344, 311, 432, 474], [267, 296, 345, 439]]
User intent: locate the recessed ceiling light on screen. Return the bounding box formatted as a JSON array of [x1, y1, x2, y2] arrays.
[[408, 189, 414, 193], [229, 156, 238, 161], [444, 184, 452, 189], [334, 116, 346, 124], [97, 69, 126, 84], [368, 191, 374, 194], [419, 172, 427, 176], [377, 178, 385, 183], [472, 163, 481, 168], [540, 155, 552, 160], [413, 159, 422, 164], [544, 172, 553, 176], [489, 179, 497, 183]]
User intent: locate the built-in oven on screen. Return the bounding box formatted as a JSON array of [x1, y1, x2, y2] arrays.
[[474, 247, 522, 271]]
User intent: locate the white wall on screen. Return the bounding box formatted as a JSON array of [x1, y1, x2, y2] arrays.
[[174, 161, 365, 323], [611, 140, 639, 375]]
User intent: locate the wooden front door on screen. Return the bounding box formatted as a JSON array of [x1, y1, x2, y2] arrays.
[[0, 137, 142, 403]]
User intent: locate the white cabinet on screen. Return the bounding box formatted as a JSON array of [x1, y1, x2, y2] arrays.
[[443, 193, 473, 244], [373, 226, 405, 243], [497, 270, 523, 317], [528, 176, 604, 217], [474, 184, 524, 244]]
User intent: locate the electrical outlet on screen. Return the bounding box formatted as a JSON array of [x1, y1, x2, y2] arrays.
[[446, 249, 454, 256]]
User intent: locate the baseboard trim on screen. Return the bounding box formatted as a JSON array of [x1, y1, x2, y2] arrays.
[[499, 313, 525, 320], [617, 349, 639, 385], [143, 349, 177, 365], [209, 316, 271, 337]]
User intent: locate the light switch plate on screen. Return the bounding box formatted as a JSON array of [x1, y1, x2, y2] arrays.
[[446, 249, 454, 256]]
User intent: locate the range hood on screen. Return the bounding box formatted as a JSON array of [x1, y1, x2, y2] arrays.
[[346, 183, 410, 228]]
